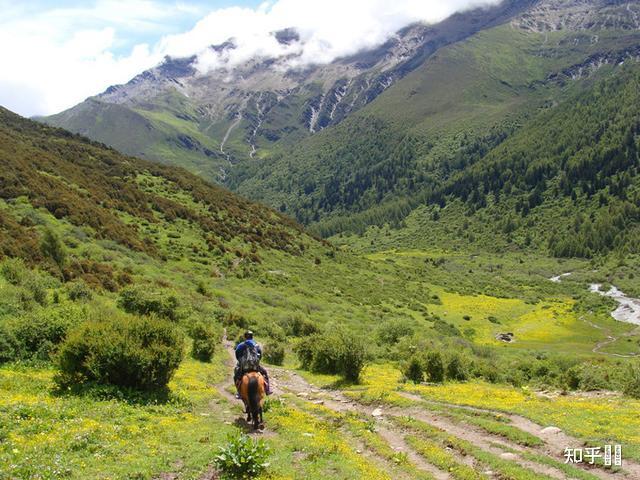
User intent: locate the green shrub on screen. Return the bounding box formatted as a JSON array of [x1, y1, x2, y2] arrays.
[[623, 361, 640, 399], [25, 277, 48, 306], [0, 324, 18, 363], [425, 351, 444, 383], [279, 315, 319, 337], [445, 354, 468, 381], [295, 329, 368, 382], [403, 355, 424, 383], [214, 432, 270, 480], [67, 280, 93, 302], [472, 360, 499, 383], [190, 321, 218, 362], [376, 319, 414, 345], [562, 366, 582, 390], [196, 280, 209, 297], [56, 314, 184, 390], [7, 304, 82, 361], [338, 333, 367, 382], [0, 258, 27, 285], [309, 333, 342, 374], [577, 363, 612, 391], [264, 342, 285, 366], [41, 228, 66, 269], [294, 336, 315, 370], [117, 286, 179, 321]]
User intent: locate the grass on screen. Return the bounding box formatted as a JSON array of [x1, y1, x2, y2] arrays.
[[396, 417, 554, 480], [404, 379, 640, 462], [418, 402, 544, 447], [0, 350, 236, 480], [405, 434, 482, 480], [266, 401, 392, 480], [2, 103, 640, 478], [337, 364, 640, 462], [289, 398, 436, 480]]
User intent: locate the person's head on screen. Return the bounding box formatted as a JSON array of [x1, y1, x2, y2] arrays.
[[244, 330, 254, 340]]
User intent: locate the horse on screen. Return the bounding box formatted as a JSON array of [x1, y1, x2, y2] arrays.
[[239, 371, 266, 430]]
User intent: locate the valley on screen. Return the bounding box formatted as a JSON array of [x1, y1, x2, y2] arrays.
[[1, 0, 640, 478]]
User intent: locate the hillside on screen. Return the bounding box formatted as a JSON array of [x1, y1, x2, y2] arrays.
[[229, 3, 640, 253], [40, 0, 640, 263], [41, 0, 536, 181], [3, 0, 640, 477], [2, 107, 640, 479]]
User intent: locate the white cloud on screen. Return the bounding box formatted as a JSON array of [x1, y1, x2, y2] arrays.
[[0, 0, 502, 117], [163, 0, 502, 73]]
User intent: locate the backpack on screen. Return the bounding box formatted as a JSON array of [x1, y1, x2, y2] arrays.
[[239, 342, 261, 372]]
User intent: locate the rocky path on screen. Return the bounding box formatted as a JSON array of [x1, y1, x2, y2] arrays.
[[208, 338, 640, 479]]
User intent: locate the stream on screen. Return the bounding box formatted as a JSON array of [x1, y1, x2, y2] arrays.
[[549, 272, 640, 325], [589, 284, 640, 326]]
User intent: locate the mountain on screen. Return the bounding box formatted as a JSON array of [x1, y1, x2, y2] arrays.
[[42, 0, 537, 181], [0, 106, 314, 285], [228, 0, 640, 248], [41, 0, 640, 260]]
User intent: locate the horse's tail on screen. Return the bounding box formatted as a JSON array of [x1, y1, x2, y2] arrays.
[[248, 375, 260, 416]]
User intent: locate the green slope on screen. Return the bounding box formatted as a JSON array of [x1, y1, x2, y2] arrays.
[[1, 106, 640, 478], [229, 25, 640, 259], [42, 91, 227, 180]]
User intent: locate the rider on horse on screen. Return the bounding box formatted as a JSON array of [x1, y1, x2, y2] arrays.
[[234, 331, 272, 397]]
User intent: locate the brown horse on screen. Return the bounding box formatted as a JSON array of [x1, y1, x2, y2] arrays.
[[238, 371, 266, 429]]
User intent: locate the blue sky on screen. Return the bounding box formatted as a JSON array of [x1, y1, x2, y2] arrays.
[[0, 0, 498, 117], [1, 1, 262, 55]]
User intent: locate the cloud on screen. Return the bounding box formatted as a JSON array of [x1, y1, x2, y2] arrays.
[[162, 0, 503, 73], [0, 0, 502, 117], [0, 0, 197, 116]]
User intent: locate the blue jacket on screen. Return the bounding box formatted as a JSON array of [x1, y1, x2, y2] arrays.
[[235, 339, 262, 361]]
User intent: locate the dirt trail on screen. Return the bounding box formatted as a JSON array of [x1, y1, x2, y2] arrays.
[[267, 364, 638, 480], [396, 391, 640, 480], [215, 341, 639, 479], [375, 423, 452, 480]]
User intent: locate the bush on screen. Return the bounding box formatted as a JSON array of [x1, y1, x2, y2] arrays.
[[5, 304, 82, 362], [562, 366, 582, 390], [0, 324, 18, 363], [117, 286, 179, 321], [25, 277, 48, 306], [0, 260, 52, 307], [41, 229, 66, 269], [56, 314, 184, 390], [377, 320, 414, 345], [445, 354, 468, 381], [577, 363, 612, 391], [425, 351, 444, 383], [309, 333, 342, 374], [190, 321, 218, 362], [214, 432, 270, 480], [338, 334, 367, 382], [623, 361, 640, 399], [67, 280, 93, 302], [294, 336, 315, 370], [264, 342, 285, 366], [403, 355, 424, 383], [0, 258, 27, 285], [279, 315, 319, 337], [295, 329, 368, 382]]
